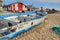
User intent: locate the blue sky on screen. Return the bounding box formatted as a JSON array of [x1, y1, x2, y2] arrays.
[[2, 0, 60, 10]]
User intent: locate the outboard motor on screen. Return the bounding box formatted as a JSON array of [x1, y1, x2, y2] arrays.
[[8, 22, 12, 28]]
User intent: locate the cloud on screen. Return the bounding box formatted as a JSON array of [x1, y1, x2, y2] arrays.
[[42, 0, 60, 3], [3, 0, 60, 3], [26, 0, 60, 3], [2, 0, 60, 10]]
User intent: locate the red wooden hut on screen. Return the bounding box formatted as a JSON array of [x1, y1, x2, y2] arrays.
[[7, 2, 28, 12]]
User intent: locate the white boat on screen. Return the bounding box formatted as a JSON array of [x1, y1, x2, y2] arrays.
[[0, 11, 47, 40]]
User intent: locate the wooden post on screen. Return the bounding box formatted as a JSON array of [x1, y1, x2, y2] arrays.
[[43, 17, 49, 27]]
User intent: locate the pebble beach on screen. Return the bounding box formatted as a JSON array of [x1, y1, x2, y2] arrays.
[[12, 12, 60, 40]]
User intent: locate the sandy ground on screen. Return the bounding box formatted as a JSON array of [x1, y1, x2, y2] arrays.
[[13, 12, 60, 40]]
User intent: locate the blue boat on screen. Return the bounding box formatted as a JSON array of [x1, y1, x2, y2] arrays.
[[0, 11, 47, 40]]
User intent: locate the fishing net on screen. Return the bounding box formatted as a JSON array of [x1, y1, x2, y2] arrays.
[[52, 25, 60, 35]]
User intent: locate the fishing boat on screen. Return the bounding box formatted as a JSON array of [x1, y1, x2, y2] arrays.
[[0, 11, 47, 40]]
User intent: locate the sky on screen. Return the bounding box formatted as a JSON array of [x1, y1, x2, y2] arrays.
[[2, 0, 60, 10]]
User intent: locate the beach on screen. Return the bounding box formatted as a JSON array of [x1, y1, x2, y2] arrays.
[[12, 12, 60, 40]]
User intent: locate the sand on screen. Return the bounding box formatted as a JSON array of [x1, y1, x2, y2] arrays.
[[12, 12, 60, 40]]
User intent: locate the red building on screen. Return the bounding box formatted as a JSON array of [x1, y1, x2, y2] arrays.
[[7, 2, 28, 12]]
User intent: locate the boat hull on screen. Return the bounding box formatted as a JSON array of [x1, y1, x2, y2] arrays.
[[0, 15, 47, 40]]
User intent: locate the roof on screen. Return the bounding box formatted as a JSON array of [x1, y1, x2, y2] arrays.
[[6, 2, 24, 6], [5, 2, 28, 7], [0, 0, 2, 2]]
